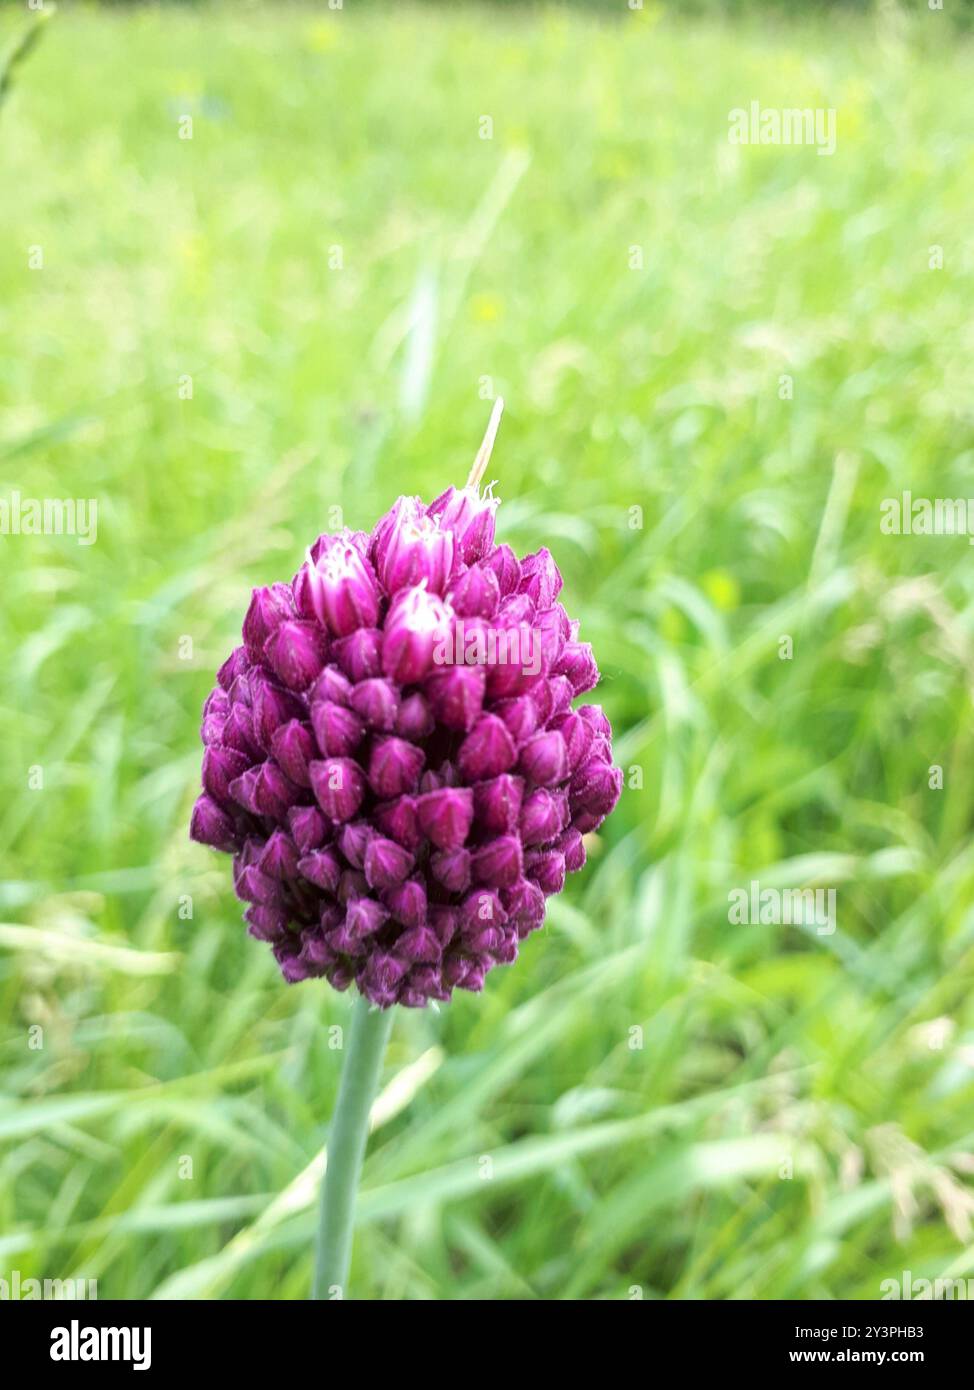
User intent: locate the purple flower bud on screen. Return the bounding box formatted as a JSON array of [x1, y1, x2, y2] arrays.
[[367, 736, 425, 799], [498, 593, 536, 626], [302, 538, 380, 637], [555, 827, 586, 872], [262, 620, 327, 692], [337, 821, 373, 869], [235, 863, 283, 907], [536, 604, 570, 666], [471, 835, 523, 888], [344, 896, 390, 940], [427, 482, 500, 564], [255, 761, 301, 819], [288, 804, 330, 853], [230, 674, 255, 714], [202, 745, 250, 807], [383, 875, 427, 927], [502, 878, 546, 932], [275, 945, 313, 982], [364, 836, 415, 890], [430, 905, 459, 948], [447, 614, 491, 667], [525, 849, 566, 896], [396, 691, 434, 741], [430, 847, 471, 894], [332, 627, 384, 682], [323, 924, 367, 958], [349, 678, 400, 732], [555, 640, 600, 695], [458, 959, 488, 992], [327, 961, 355, 991], [519, 788, 569, 847], [572, 807, 621, 837], [492, 931, 519, 965], [243, 584, 293, 661], [395, 926, 442, 964], [462, 923, 506, 956], [202, 686, 228, 735], [310, 528, 370, 565], [244, 904, 290, 943], [250, 674, 305, 753], [217, 645, 250, 691], [484, 621, 546, 699], [270, 720, 316, 787], [577, 703, 611, 739], [190, 794, 238, 852], [472, 773, 525, 834], [259, 830, 301, 881], [372, 795, 421, 851], [424, 663, 485, 732], [459, 888, 508, 928], [447, 563, 500, 619], [235, 837, 266, 879], [311, 700, 365, 759], [297, 847, 342, 894], [420, 760, 459, 793], [370, 494, 423, 570], [492, 696, 540, 744], [300, 931, 338, 974], [443, 954, 478, 988], [482, 543, 521, 596], [457, 714, 517, 781], [528, 681, 555, 727], [228, 768, 261, 814], [310, 664, 352, 706], [321, 902, 345, 932], [570, 758, 623, 823], [547, 675, 574, 718], [290, 563, 316, 621], [519, 547, 563, 609], [518, 730, 568, 787], [407, 964, 451, 1003], [201, 709, 228, 748], [416, 786, 474, 849], [339, 868, 369, 902], [361, 952, 409, 998], [376, 496, 455, 595], [309, 757, 367, 822], [382, 584, 453, 684], [222, 703, 261, 761], [549, 711, 594, 772]]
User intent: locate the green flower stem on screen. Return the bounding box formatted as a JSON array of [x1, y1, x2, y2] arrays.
[[312, 994, 394, 1299]]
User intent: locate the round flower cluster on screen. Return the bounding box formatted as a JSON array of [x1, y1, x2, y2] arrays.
[[190, 483, 622, 1008]]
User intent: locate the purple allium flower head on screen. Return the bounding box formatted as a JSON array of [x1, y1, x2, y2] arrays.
[[190, 471, 622, 1008]]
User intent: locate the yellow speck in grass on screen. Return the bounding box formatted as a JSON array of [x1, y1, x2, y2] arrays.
[[837, 79, 870, 143], [306, 21, 339, 54], [701, 569, 740, 612], [173, 71, 203, 100], [658, 606, 687, 642], [627, 2, 663, 30], [542, 10, 569, 40], [470, 293, 503, 324], [598, 150, 636, 182], [178, 234, 208, 267]]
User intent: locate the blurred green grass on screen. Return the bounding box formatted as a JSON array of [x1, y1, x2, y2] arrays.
[[1, 1, 973, 1300]]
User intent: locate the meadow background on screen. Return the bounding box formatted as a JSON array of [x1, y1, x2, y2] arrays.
[[1, 0, 973, 1301]]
